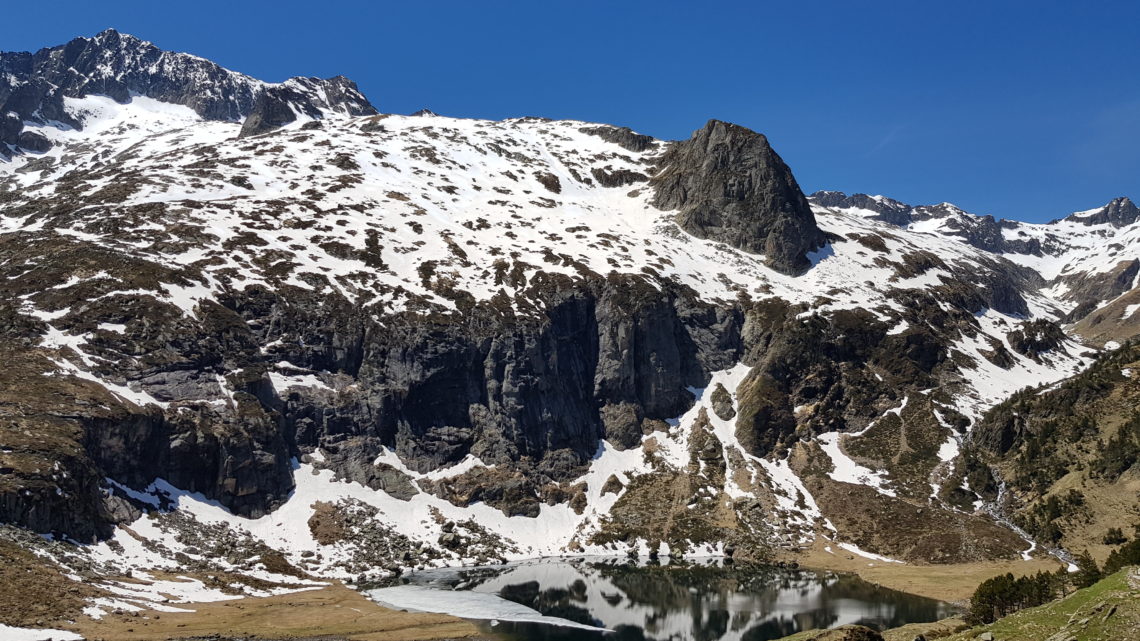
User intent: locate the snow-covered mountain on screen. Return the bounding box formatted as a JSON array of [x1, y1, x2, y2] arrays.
[[0, 28, 375, 157], [810, 191, 1140, 327], [1, 30, 1138, 622]]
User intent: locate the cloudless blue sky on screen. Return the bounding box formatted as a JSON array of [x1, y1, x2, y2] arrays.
[[5, 1, 1137, 222]]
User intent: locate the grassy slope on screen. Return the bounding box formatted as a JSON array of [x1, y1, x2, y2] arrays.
[[973, 341, 1140, 558], [772, 625, 887, 641], [787, 538, 1065, 602], [774, 567, 1139, 641], [941, 566, 1140, 641]]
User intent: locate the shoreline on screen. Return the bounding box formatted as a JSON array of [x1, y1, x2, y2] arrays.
[[55, 549, 1066, 641], [65, 581, 484, 641], [400, 547, 1064, 603], [780, 538, 1067, 603]]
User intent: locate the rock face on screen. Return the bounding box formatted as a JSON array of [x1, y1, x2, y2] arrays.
[[1007, 319, 1067, 360], [274, 276, 741, 476], [0, 267, 742, 536], [810, 191, 914, 225], [579, 124, 657, 152], [239, 90, 302, 138], [241, 76, 375, 137], [710, 383, 735, 421], [1059, 259, 1140, 322], [652, 120, 826, 274], [0, 28, 376, 151], [313, 437, 419, 500], [1066, 196, 1139, 227]]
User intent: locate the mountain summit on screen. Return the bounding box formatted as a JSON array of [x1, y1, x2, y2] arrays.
[[653, 120, 826, 274], [0, 28, 376, 155]]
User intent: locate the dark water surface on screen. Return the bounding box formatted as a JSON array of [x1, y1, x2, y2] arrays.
[[397, 558, 956, 641]]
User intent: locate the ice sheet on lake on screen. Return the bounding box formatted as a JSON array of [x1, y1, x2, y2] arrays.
[[366, 584, 609, 631]]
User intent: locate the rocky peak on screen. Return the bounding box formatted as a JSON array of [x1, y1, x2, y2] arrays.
[[810, 191, 1045, 256], [1066, 197, 1139, 228], [0, 29, 376, 152], [652, 119, 826, 274], [808, 190, 913, 226]]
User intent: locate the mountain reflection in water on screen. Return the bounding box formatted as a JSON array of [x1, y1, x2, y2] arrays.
[[399, 558, 955, 641]]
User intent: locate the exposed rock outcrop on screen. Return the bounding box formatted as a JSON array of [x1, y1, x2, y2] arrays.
[[310, 437, 419, 500], [710, 383, 735, 421], [809, 190, 914, 225], [579, 125, 657, 152], [0, 263, 745, 537], [1007, 319, 1067, 360], [653, 120, 826, 274], [239, 90, 301, 137], [241, 76, 374, 137], [1064, 196, 1139, 227]]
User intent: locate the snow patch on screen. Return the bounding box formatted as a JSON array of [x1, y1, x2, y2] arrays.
[[836, 541, 904, 564], [0, 624, 84, 641]]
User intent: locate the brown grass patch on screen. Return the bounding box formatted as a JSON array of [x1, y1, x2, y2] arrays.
[[0, 538, 99, 627], [69, 582, 480, 641], [789, 536, 1064, 603]]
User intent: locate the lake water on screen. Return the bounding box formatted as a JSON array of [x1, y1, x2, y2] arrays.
[[371, 558, 956, 641]]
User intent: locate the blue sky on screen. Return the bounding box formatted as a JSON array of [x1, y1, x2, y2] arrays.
[[5, 1, 1137, 222]]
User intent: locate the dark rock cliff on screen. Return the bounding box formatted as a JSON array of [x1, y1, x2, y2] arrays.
[[1061, 197, 1139, 228], [262, 274, 742, 476], [240, 76, 373, 137], [0, 267, 743, 538], [652, 120, 826, 274]]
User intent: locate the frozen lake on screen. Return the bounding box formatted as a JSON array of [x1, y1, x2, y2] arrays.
[[369, 557, 955, 640]]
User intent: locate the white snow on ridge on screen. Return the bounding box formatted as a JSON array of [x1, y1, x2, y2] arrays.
[[821, 199, 1140, 319]]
